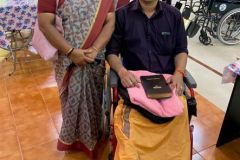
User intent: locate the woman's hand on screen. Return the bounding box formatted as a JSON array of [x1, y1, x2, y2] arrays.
[[84, 47, 98, 60], [166, 73, 184, 96], [69, 49, 95, 66], [118, 67, 140, 88]]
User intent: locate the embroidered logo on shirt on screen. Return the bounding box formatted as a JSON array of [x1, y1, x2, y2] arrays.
[[161, 32, 171, 36]]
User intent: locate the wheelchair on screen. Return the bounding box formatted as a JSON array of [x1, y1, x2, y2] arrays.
[[180, 0, 240, 45], [101, 68, 197, 160]]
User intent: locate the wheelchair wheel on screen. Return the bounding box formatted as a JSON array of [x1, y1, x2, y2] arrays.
[[217, 8, 240, 45]]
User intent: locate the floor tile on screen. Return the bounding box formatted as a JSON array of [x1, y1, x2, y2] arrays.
[[188, 32, 239, 75], [45, 98, 61, 114], [191, 93, 225, 152], [1, 51, 45, 77], [194, 93, 225, 119], [1, 50, 35, 76], [9, 90, 49, 126], [192, 117, 221, 152], [0, 152, 21, 160], [51, 112, 62, 134], [199, 139, 240, 160], [17, 118, 58, 150], [1, 61, 32, 77], [51, 113, 110, 160], [24, 57, 52, 73], [187, 59, 234, 111], [192, 153, 205, 160], [13, 105, 49, 126], [8, 87, 42, 108], [0, 97, 11, 117], [193, 148, 197, 155], [0, 129, 21, 158], [1, 115, 15, 132], [23, 139, 110, 160], [0, 79, 7, 98], [40, 87, 59, 101], [187, 31, 240, 111], [23, 59, 51, 71], [33, 70, 57, 89], [22, 139, 89, 160], [5, 73, 37, 95]]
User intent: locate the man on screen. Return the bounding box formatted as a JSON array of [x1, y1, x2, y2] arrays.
[[106, 0, 191, 159]]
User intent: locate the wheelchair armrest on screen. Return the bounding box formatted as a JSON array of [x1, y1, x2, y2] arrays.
[[184, 70, 197, 89], [109, 69, 119, 88], [109, 69, 197, 89]]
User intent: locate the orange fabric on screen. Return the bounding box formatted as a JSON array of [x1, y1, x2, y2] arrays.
[[114, 97, 191, 160]]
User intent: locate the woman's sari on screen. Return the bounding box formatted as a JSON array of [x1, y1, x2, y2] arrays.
[[116, 0, 130, 8], [54, 0, 113, 159]]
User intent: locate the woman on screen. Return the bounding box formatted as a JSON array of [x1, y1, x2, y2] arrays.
[[37, 0, 115, 159]]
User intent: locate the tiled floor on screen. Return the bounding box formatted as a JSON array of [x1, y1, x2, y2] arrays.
[[0, 50, 240, 160], [187, 33, 239, 111]]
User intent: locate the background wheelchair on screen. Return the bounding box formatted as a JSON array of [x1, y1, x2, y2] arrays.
[[180, 0, 240, 45], [101, 67, 198, 160]]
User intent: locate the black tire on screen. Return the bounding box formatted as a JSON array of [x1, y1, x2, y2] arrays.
[[199, 35, 212, 45]]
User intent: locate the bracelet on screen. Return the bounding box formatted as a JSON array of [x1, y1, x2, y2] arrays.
[[175, 69, 185, 77], [66, 48, 74, 57], [92, 46, 99, 53]]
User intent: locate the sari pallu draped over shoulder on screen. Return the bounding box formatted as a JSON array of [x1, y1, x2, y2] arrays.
[[116, 0, 130, 8], [54, 0, 114, 158]]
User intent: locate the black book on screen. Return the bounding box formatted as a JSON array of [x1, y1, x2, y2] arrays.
[[140, 75, 172, 99]]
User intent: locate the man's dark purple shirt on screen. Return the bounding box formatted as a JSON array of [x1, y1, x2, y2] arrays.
[[106, 0, 188, 74]]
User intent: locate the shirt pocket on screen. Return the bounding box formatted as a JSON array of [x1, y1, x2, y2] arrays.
[[155, 31, 174, 55]]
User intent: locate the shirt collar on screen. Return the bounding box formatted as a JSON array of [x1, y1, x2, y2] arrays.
[[131, 0, 163, 15]]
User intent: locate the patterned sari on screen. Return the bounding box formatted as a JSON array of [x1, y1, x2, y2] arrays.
[[54, 0, 113, 159]]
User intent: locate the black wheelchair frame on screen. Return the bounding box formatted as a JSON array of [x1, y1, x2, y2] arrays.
[[180, 0, 240, 45]]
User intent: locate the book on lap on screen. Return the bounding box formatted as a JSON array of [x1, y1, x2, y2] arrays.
[[140, 75, 172, 99]]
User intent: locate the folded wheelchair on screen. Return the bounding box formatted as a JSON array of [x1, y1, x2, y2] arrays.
[[101, 68, 198, 160]]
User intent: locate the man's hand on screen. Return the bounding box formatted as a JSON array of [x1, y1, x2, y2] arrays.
[[166, 73, 184, 96], [118, 67, 140, 88], [69, 49, 95, 66]]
